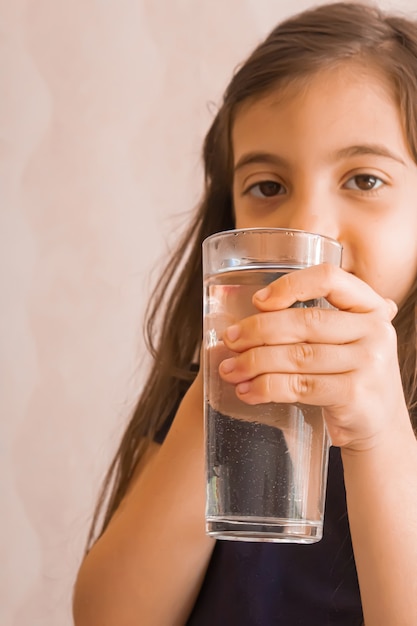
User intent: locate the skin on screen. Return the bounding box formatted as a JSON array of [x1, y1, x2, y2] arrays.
[[218, 66, 417, 623], [219, 65, 417, 450], [73, 65, 417, 626]]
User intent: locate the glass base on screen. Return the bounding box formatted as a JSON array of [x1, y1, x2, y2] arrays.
[[206, 516, 323, 544]]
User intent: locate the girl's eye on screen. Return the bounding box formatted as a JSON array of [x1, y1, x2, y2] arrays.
[[247, 181, 286, 198], [343, 174, 384, 191]]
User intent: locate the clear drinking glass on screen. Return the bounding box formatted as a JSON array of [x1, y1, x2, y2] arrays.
[[203, 228, 342, 543]]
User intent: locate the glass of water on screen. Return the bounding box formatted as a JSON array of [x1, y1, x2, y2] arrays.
[[202, 228, 342, 543]]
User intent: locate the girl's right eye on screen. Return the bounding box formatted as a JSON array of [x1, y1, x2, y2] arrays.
[[246, 181, 286, 198]]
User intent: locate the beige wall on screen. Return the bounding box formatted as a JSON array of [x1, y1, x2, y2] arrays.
[[2, 0, 416, 624]]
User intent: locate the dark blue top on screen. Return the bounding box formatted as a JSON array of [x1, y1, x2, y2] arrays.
[[187, 447, 362, 625], [156, 395, 363, 625]]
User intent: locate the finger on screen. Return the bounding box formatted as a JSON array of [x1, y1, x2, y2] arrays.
[[252, 264, 393, 316], [233, 371, 352, 407], [223, 307, 391, 352], [219, 342, 357, 383]]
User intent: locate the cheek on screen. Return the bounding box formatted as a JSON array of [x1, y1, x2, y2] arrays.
[[341, 222, 414, 302], [373, 236, 417, 303]]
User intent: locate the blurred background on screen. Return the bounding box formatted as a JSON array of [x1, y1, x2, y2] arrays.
[[1, 0, 416, 624]]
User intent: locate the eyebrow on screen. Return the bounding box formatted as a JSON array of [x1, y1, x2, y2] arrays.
[[234, 152, 288, 172], [234, 143, 406, 173], [334, 144, 406, 166]]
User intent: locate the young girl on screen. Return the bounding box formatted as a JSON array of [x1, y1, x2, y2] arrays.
[[73, 3, 417, 625]]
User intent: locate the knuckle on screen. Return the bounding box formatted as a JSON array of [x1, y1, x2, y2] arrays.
[[302, 305, 323, 329], [288, 373, 313, 399], [360, 342, 379, 369], [366, 341, 386, 370], [290, 342, 314, 368], [362, 322, 397, 372], [383, 298, 398, 321]]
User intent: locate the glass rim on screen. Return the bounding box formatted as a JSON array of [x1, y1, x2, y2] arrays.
[[203, 227, 342, 250]]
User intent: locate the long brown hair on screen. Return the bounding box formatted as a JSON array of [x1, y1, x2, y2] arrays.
[[87, 1, 417, 548]]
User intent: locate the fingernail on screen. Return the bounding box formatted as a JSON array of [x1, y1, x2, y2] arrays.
[[237, 382, 250, 394], [220, 358, 236, 374], [225, 324, 240, 342], [254, 286, 271, 301]]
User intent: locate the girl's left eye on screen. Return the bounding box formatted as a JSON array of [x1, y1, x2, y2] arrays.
[[343, 174, 384, 191]]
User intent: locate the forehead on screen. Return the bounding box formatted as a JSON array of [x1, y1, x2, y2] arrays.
[[231, 65, 409, 161]]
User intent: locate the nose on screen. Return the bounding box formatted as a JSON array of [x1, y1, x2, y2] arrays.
[[285, 209, 338, 240], [282, 188, 340, 242], [281, 190, 348, 270]]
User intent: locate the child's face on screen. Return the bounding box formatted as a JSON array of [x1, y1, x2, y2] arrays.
[[231, 65, 417, 306]]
